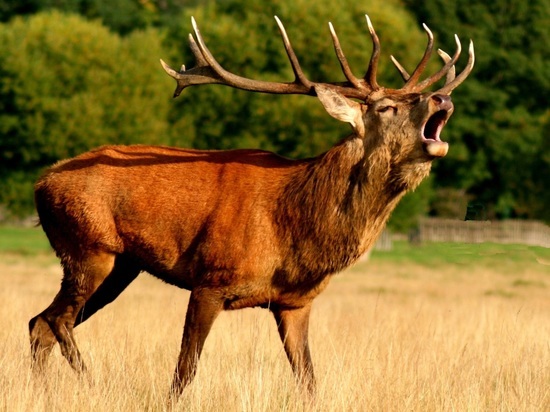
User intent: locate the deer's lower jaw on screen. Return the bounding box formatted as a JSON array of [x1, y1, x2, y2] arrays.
[[423, 140, 449, 157]]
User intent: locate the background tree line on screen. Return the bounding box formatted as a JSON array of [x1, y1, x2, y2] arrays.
[[0, 0, 548, 230]]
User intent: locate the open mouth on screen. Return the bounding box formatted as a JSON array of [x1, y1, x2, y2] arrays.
[[422, 110, 449, 142], [422, 110, 451, 157]]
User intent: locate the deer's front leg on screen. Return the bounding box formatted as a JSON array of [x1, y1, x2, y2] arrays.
[[170, 287, 223, 401], [272, 303, 316, 397]]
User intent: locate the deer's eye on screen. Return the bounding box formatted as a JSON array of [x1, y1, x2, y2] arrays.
[[377, 105, 397, 114]]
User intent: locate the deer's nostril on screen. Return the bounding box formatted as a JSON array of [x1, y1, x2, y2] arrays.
[[431, 94, 451, 105]]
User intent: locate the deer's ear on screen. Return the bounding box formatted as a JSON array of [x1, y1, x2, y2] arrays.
[[315, 85, 365, 136]]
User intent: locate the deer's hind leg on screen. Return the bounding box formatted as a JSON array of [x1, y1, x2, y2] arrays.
[[74, 255, 140, 327], [29, 251, 117, 373]]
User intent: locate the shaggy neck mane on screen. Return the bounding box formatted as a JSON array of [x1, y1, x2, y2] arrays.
[[275, 133, 431, 288]]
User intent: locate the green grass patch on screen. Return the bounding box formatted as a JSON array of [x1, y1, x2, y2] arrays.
[[0, 226, 52, 255], [370, 240, 550, 271]]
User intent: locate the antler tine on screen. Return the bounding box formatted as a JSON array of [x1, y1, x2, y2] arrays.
[[189, 17, 239, 84], [274, 16, 312, 89], [364, 15, 381, 90], [412, 34, 462, 92], [160, 32, 215, 98], [402, 24, 434, 90], [437, 49, 456, 85], [390, 55, 410, 82], [188, 32, 208, 67], [159, 59, 186, 98], [328, 22, 364, 90], [436, 40, 475, 95]]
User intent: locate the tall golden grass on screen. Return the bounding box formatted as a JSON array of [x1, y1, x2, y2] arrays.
[[1, 248, 548, 411]]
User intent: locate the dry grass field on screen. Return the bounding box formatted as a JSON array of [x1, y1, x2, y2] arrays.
[[0, 231, 548, 411]]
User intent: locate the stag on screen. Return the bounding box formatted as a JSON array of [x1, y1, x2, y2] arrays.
[[29, 15, 474, 400]]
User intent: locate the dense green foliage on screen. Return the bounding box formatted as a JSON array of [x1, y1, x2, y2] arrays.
[[0, 12, 173, 214], [0, 0, 547, 229], [404, 0, 550, 222], [0, 0, 190, 34]]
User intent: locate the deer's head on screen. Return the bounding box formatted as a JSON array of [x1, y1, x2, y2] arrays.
[[161, 15, 474, 163]]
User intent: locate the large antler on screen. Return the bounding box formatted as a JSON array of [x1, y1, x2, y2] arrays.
[[161, 16, 474, 100], [161, 16, 373, 100]]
